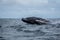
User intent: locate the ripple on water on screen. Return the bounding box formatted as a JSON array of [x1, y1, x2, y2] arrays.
[[34, 30, 46, 36], [56, 24, 60, 28], [54, 34, 60, 37], [0, 19, 60, 40], [44, 37, 56, 40], [0, 26, 2, 28], [23, 29, 46, 36], [0, 37, 6, 40], [10, 25, 26, 32]]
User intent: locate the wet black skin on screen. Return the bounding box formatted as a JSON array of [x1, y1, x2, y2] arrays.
[[21, 17, 49, 25]]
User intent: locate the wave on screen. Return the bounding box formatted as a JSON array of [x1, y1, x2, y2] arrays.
[[0, 19, 60, 40]]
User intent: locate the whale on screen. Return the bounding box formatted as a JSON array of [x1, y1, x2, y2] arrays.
[[21, 17, 50, 25]]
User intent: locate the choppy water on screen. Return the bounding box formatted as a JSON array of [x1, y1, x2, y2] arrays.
[[0, 18, 60, 40]]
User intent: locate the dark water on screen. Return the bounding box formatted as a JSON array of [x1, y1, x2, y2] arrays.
[[0, 18, 60, 40]]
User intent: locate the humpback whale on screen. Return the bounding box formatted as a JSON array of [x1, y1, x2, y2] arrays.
[[21, 17, 50, 25]]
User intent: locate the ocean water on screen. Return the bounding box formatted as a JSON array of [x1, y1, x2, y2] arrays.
[[0, 18, 60, 40]]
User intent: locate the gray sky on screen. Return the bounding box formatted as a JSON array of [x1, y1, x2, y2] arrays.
[[0, 0, 60, 18]]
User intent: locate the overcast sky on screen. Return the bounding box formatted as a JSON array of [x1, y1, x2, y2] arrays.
[[0, 0, 60, 18]]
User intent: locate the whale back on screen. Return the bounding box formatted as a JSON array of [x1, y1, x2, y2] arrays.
[[21, 17, 50, 25]]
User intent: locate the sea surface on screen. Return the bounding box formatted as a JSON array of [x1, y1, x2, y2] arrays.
[[0, 18, 60, 40]]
